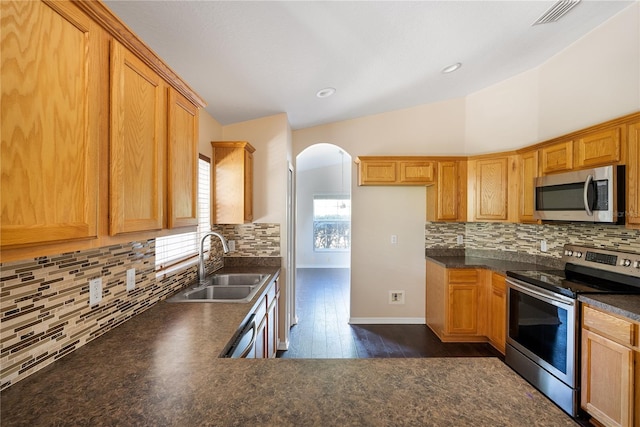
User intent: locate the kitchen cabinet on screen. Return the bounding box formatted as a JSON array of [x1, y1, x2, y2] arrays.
[[244, 277, 279, 359], [109, 40, 164, 235], [487, 272, 506, 354], [426, 161, 467, 222], [518, 150, 539, 223], [468, 155, 517, 222], [540, 141, 573, 174], [168, 89, 199, 229], [628, 120, 640, 228], [581, 304, 638, 427], [426, 261, 486, 342], [1, 0, 205, 260], [575, 127, 622, 169], [355, 157, 435, 186], [1, 0, 101, 247], [211, 141, 255, 224]]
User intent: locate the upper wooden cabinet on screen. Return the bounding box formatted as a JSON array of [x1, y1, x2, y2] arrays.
[[168, 89, 199, 229], [627, 120, 640, 228], [1, 0, 100, 247], [356, 157, 434, 186], [211, 141, 255, 224], [426, 161, 467, 222], [541, 140, 573, 174], [540, 127, 623, 175], [518, 150, 539, 223], [109, 40, 164, 235], [468, 155, 518, 222], [575, 127, 622, 169], [0, 0, 205, 260]]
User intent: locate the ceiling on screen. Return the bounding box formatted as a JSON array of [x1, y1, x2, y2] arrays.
[[104, 1, 634, 130]]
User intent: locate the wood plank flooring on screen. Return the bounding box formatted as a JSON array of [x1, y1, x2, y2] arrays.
[[278, 268, 502, 359]]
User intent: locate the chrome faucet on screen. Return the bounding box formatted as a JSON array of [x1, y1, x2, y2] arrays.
[[198, 231, 229, 285]]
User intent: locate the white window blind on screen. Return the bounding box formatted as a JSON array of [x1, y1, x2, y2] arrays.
[[155, 155, 211, 271]]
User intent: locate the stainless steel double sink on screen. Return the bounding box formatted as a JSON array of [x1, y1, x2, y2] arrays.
[[166, 273, 269, 303]]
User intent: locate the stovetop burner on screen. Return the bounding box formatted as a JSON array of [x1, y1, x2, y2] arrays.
[[506, 244, 640, 299]]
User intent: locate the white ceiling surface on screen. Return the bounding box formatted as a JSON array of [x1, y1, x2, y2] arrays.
[[104, 1, 634, 130]]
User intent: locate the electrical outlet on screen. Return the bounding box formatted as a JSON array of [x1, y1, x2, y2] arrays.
[[126, 268, 136, 291], [89, 278, 102, 306], [228, 240, 236, 252], [389, 290, 405, 305], [541, 240, 548, 252], [391, 234, 398, 244], [457, 235, 464, 245]]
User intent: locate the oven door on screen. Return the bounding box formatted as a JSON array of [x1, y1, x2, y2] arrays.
[[506, 278, 577, 387]]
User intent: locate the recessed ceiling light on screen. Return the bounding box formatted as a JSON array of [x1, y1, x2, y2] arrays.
[[441, 63, 462, 74], [316, 87, 336, 98]]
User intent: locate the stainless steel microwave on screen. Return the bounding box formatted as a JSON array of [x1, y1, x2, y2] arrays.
[[534, 165, 625, 223]]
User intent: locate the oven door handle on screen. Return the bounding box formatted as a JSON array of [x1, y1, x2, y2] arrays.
[[583, 174, 594, 216], [506, 278, 575, 307]]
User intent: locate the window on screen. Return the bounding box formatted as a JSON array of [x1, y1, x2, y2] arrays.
[[313, 195, 350, 251], [155, 155, 211, 271]]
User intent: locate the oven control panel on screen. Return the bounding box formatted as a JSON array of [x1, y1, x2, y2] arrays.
[[563, 244, 640, 278]]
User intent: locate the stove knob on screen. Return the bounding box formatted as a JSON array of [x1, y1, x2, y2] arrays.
[[575, 251, 583, 258], [634, 261, 640, 269], [564, 250, 573, 256], [622, 259, 632, 267]]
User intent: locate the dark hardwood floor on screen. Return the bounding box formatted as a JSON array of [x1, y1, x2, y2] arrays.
[[277, 268, 502, 359]]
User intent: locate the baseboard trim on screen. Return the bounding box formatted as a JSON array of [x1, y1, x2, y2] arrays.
[[348, 317, 426, 325], [277, 338, 289, 351]]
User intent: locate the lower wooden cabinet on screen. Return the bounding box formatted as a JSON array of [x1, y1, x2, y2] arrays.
[[246, 278, 279, 359], [581, 304, 638, 427], [426, 261, 506, 354], [426, 261, 487, 342], [487, 272, 507, 354]]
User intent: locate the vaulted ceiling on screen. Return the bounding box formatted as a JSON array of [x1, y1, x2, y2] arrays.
[[104, 1, 634, 130]]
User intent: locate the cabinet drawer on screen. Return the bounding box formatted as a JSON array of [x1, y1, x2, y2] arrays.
[[583, 305, 636, 347], [448, 269, 478, 284]]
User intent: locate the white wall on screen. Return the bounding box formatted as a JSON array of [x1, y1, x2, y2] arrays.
[[199, 110, 223, 158], [296, 161, 351, 269]]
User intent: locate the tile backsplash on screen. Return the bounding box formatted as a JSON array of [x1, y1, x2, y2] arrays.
[[426, 222, 640, 262], [0, 223, 281, 390]]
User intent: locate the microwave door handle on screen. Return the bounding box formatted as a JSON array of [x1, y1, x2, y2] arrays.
[[583, 174, 594, 216]]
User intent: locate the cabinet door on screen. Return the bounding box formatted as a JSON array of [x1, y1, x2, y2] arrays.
[[359, 160, 397, 185], [488, 273, 506, 354], [628, 121, 640, 228], [109, 41, 164, 235], [243, 149, 254, 223], [447, 284, 479, 335], [575, 127, 622, 169], [167, 88, 198, 229], [438, 161, 459, 220], [581, 329, 634, 427], [519, 151, 538, 223], [399, 161, 434, 184], [1, 0, 100, 247], [474, 157, 508, 221], [541, 141, 573, 174]]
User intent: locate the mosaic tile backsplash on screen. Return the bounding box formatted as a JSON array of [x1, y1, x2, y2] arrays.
[[0, 223, 281, 389], [425, 222, 640, 262]]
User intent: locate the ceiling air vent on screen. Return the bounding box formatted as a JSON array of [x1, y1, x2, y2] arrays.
[[533, 0, 581, 25]]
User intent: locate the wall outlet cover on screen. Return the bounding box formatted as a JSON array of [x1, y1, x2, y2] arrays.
[[389, 290, 405, 304], [126, 268, 136, 291], [89, 278, 102, 306]]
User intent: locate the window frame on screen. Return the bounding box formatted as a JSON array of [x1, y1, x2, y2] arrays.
[[312, 194, 351, 252]]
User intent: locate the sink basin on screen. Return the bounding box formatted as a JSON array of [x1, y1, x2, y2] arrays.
[[166, 273, 269, 303]]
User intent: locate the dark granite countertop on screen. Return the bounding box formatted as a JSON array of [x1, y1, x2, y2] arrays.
[[425, 249, 559, 275], [578, 294, 640, 322], [0, 260, 578, 426]]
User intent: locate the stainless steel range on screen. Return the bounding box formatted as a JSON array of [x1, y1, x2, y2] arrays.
[[505, 244, 640, 417]]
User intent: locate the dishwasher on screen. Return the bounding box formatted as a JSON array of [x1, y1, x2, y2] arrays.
[[223, 314, 256, 358]]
